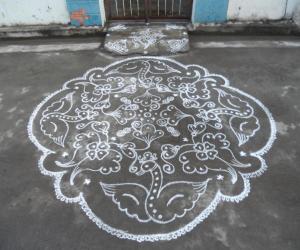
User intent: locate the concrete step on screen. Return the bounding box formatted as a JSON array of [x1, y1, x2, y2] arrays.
[[104, 24, 189, 56]]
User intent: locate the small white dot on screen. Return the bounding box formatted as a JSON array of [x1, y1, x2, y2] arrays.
[[62, 152, 68, 157], [84, 179, 91, 185], [217, 175, 224, 181]]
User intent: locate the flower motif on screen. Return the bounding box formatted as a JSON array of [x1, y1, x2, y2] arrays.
[[30, 57, 276, 241], [178, 83, 197, 94], [133, 91, 160, 107], [194, 142, 218, 161], [86, 141, 110, 160], [188, 122, 206, 136], [94, 84, 112, 95], [75, 108, 98, 120], [158, 105, 189, 126], [133, 123, 164, 145]]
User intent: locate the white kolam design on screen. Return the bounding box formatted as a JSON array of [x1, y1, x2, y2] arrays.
[[28, 57, 276, 242], [166, 38, 189, 53], [105, 39, 129, 55], [129, 28, 166, 50], [108, 24, 128, 31]]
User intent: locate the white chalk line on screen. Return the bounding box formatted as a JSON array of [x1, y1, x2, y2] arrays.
[[0, 40, 300, 54], [192, 40, 300, 48]]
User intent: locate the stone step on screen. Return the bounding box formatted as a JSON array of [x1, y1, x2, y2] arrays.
[[104, 24, 189, 56]]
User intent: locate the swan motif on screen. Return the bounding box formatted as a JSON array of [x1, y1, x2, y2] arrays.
[[107, 59, 179, 88], [40, 92, 98, 146], [100, 152, 211, 224], [211, 88, 260, 145]]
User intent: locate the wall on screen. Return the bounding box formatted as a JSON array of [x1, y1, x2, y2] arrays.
[[227, 0, 287, 21], [66, 0, 103, 26], [192, 0, 229, 23], [192, 0, 300, 23], [0, 0, 300, 27], [293, 1, 300, 24], [285, 0, 299, 17], [0, 0, 70, 26]]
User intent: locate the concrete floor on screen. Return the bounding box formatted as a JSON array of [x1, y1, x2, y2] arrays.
[[0, 35, 300, 250]]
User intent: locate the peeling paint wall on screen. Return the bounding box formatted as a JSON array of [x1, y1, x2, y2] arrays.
[[0, 0, 70, 26], [66, 0, 102, 26]]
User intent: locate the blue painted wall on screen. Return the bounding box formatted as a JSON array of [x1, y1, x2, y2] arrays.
[[66, 0, 102, 26], [193, 0, 229, 23]]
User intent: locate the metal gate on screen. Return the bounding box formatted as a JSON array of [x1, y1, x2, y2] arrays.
[[104, 0, 193, 21]]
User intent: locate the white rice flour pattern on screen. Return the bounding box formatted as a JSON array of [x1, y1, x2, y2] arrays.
[[104, 25, 189, 55], [129, 28, 166, 50], [28, 57, 276, 242]]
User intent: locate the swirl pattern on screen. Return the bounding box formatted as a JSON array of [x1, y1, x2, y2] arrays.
[[28, 57, 276, 241]]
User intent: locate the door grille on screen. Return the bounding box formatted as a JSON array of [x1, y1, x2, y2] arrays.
[[105, 0, 193, 20]]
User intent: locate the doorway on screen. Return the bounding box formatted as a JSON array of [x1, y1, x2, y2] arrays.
[[104, 0, 193, 21]]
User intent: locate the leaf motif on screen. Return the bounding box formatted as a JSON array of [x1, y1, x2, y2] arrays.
[[161, 144, 180, 159], [120, 142, 136, 158]]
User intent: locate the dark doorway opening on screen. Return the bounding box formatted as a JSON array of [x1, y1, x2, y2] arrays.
[[104, 0, 193, 22]]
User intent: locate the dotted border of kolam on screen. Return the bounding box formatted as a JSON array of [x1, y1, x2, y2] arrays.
[[27, 56, 277, 242]]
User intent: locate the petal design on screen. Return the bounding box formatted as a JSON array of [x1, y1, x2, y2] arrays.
[[96, 150, 109, 160], [196, 152, 209, 161], [29, 57, 276, 241], [133, 124, 164, 145]]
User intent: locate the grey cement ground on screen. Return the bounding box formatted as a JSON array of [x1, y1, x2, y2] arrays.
[[0, 35, 300, 250]]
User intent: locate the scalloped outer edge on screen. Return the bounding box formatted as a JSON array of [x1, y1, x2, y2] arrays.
[[27, 56, 277, 242]]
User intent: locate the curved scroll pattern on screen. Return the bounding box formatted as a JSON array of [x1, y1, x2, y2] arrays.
[[28, 57, 276, 242]]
